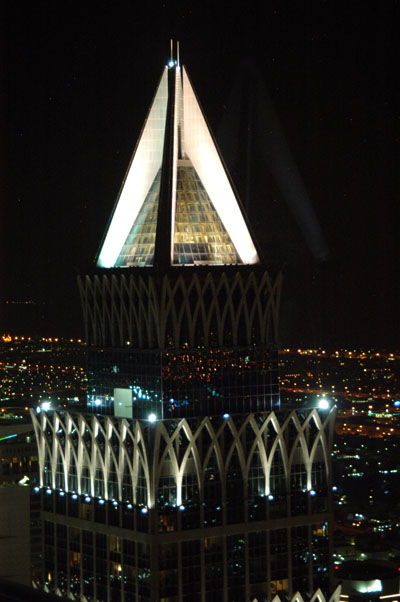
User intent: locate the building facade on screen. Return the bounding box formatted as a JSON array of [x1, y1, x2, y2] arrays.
[[31, 54, 336, 602]]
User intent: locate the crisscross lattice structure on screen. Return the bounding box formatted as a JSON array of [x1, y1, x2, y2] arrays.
[[78, 268, 282, 349]]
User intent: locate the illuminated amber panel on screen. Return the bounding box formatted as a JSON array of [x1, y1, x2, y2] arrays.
[[173, 162, 241, 265]]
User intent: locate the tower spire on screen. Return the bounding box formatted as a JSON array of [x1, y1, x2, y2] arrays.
[[97, 59, 260, 269]]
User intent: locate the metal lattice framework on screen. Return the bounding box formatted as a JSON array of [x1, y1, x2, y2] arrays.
[[31, 407, 335, 508], [266, 587, 342, 602], [37, 582, 342, 602], [78, 269, 282, 349]]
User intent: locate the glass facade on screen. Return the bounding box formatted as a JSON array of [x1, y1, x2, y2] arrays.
[[112, 159, 244, 268], [115, 169, 161, 267], [173, 162, 240, 266], [38, 483, 330, 602], [86, 346, 280, 419]]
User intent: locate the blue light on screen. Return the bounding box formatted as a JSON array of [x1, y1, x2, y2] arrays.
[[112, 501, 118, 506], [34, 486, 40, 493], [71, 494, 78, 500], [85, 496, 91, 503], [98, 499, 105, 505], [168, 60, 175, 68], [223, 413, 230, 419], [310, 490, 316, 496], [0, 433, 17, 441], [268, 494, 274, 501], [95, 399, 102, 407], [141, 507, 148, 514], [59, 491, 65, 497], [148, 413, 157, 423], [46, 489, 52, 495], [394, 400, 400, 407], [127, 504, 133, 510], [332, 486, 338, 491], [179, 505, 186, 511]]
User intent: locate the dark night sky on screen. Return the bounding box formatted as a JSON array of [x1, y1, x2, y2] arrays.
[[1, 1, 399, 348]]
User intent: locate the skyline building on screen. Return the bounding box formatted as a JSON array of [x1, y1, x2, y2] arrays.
[[31, 53, 336, 601]]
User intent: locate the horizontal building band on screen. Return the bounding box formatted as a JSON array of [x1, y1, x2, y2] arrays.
[[78, 268, 282, 349], [31, 407, 335, 511], [36, 498, 338, 601], [85, 345, 280, 420]]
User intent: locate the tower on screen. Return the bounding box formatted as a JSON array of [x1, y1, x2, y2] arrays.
[[31, 53, 335, 602]]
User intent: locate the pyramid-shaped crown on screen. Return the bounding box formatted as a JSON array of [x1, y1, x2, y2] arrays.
[[97, 58, 260, 270]]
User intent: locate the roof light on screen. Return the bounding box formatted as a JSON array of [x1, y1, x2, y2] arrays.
[[318, 397, 329, 410]]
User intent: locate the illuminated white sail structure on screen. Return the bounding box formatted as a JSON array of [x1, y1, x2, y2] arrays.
[[97, 62, 259, 268]]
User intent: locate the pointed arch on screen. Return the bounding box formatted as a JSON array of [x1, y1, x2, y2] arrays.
[[203, 447, 223, 526]]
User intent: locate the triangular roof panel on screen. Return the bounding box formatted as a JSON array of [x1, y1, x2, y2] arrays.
[[98, 69, 168, 268], [181, 66, 258, 265]]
